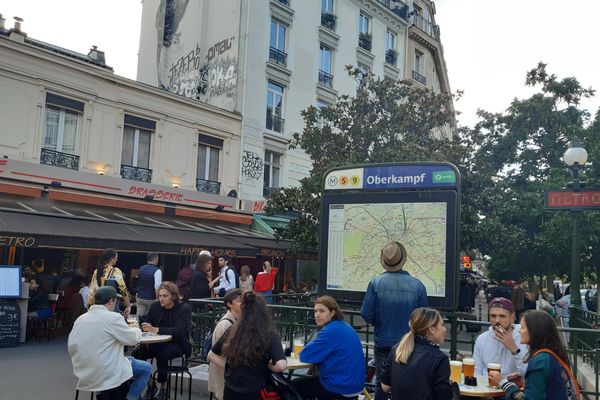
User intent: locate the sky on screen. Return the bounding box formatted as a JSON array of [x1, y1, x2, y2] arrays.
[[2, 0, 599, 128]]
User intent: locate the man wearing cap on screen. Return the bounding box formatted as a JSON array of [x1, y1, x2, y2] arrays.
[[68, 286, 152, 400], [360, 241, 428, 400], [473, 297, 529, 377]]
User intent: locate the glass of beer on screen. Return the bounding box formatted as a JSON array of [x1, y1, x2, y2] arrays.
[[487, 363, 502, 388], [293, 338, 304, 357], [507, 372, 524, 389], [127, 316, 138, 328], [450, 360, 462, 383], [462, 358, 475, 378]]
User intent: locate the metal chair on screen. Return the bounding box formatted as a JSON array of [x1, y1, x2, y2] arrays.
[[151, 355, 192, 400]]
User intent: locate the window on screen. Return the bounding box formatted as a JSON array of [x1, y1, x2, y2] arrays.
[[359, 13, 369, 34], [322, 0, 333, 13], [317, 99, 329, 128], [415, 50, 423, 74], [43, 93, 84, 155], [386, 31, 396, 51], [319, 45, 333, 87], [121, 115, 154, 169], [266, 82, 284, 133], [264, 150, 281, 191], [269, 20, 287, 65], [197, 135, 222, 182]]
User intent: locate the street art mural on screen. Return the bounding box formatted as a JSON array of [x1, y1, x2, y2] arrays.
[[155, 0, 239, 111], [242, 150, 264, 181]]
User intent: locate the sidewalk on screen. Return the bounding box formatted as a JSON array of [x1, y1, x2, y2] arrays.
[[0, 337, 210, 400]]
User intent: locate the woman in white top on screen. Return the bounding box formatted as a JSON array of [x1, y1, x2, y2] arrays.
[[239, 265, 254, 292], [79, 274, 93, 309]]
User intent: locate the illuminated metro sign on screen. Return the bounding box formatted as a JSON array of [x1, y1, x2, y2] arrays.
[[545, 190, 600, 209]]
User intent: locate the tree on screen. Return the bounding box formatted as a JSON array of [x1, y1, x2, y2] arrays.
[[265, 67, 464, 252]]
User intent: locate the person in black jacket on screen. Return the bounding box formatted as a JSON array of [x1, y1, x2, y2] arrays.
[[189, 251, 219, 300], [133, 282, 191, 400], [380, 307, 452, 400]]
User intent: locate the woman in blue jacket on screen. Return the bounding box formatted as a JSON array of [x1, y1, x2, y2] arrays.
[[294, 296, 366, 399], [488, 310, 580, 400]]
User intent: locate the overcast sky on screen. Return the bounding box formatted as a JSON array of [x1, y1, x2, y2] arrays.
[[2, 0, 599, 128]]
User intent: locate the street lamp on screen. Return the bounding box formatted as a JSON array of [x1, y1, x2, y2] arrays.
[[563, 138, 588, 308]]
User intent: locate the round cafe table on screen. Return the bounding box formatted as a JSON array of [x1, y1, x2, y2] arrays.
[[459, 378, 504, 398], [139, 333, 172, 345]]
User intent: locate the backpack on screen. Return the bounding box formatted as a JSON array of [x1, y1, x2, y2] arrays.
[[225, 266, 240, 289], [202, 317, 234, 360]]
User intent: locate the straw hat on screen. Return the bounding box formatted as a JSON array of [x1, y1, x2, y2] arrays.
[[380, 241, 408, 272]]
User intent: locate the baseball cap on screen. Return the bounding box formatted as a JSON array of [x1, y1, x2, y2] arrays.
[[94, 286, 123, 304], [489, 297, 515, 313]]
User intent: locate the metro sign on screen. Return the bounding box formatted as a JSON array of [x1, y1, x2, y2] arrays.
[[545, 190, 600, 209]]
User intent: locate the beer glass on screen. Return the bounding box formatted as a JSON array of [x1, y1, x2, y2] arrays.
[[293, 338, 304, 357], [462, 358, 475, 378], [507, 372, 524, 389], [487, 363, 502, 388], [127, 315, 138, 328], [450, 360, 462, 383]]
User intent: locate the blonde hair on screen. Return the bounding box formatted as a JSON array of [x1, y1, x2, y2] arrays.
[[395, 308, 442, 364]]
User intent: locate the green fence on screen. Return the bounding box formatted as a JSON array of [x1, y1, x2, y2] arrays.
[[189, 298, 600, 398]]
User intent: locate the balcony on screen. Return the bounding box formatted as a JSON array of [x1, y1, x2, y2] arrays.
[[277, 0, 289, 5], [263, 186, 280, 198], [318, 70, 333, 88], [40, 148, 80, 170], [411, 14, 439, 40], [196, 178, 221, 195], [412, 70, 427, 85], [358, 33, 372, 52], [321, 12, 336, 31], [120, 164, 152, 183], [269, 47, 287, 66], [266, 110, 285, 133], [385, 49, 397, 66], [376, 0, 410, 22]]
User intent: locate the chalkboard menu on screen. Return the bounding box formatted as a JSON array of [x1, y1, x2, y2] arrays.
[[0, 300, 21, 347]]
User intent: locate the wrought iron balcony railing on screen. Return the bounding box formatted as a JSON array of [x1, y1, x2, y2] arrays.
[[318, 70, 333, 88], [385, 49, 397, 66], [266, 109, 285, 133], [412, 70, 427, 85], [277, 0, 289, 5], [269, 47, 287, 66], [263, 186, 279, 198], [40, 147, 80, 170], [120, 164, 152, 183], [412, 14, 438, 39], [376, 0, 410, 22], [196, 178, 221, 195], [358, 33, 372, 51], [321, 12, 336, 31]]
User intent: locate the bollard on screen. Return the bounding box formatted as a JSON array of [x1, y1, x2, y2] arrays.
[[478, 302, 482, 321], [450, 315, 458, 360]]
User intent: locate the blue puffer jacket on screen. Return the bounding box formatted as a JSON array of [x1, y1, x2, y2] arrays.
[[360, 270, 428, 348]]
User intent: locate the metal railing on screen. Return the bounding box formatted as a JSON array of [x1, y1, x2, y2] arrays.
[[120, 164, 152, 183], [277, 0, 289, 5], [196, 178, 221, 195], [187, 299, 600, 397], [358, 33, 372, 51], [412, 70, 427, 85], [266, 110, 285, 133], [321, 12, 336, 31], [318, 70, 333, 88], [40, 148, 80, 170], [269, 47, 287, 66], [263, 186, 280, 198], [412, 14, 439, 39], [385, 49, 397, 66], [376, 0, 410, 22]]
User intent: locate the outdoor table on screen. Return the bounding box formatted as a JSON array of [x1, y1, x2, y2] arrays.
[[285, 356, 312, 379], [140, 333, 172, 345], [459, 375, 504, 398]]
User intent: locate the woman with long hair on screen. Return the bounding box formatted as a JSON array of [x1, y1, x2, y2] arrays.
[[208, 291, 286, 400], [88, 249, 131, 316], [489, 310, 580, 399], [190, 251, 219, 299], [294, 296, 365, 399], [239, 265, 254, 292], [380, 307, 451, 400]]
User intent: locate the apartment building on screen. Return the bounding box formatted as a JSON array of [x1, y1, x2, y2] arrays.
[[137, 0, 452, 204]]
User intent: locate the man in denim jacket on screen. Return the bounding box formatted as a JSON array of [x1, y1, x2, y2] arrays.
[[360, 241, 428, 400]]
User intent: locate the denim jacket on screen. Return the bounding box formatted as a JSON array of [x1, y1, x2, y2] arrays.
[[360, 270, 428, 348]]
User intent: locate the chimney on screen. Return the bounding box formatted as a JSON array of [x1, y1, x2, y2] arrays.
[[87, 45, 106, 65], [0, 14, 6, 30], [8, 16, 26, 43]]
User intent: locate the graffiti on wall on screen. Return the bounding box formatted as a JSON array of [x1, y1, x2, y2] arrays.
[[242, 151, 263, 180]]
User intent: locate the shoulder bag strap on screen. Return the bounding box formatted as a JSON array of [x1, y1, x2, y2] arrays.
[[533, 348, 581, 399]]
